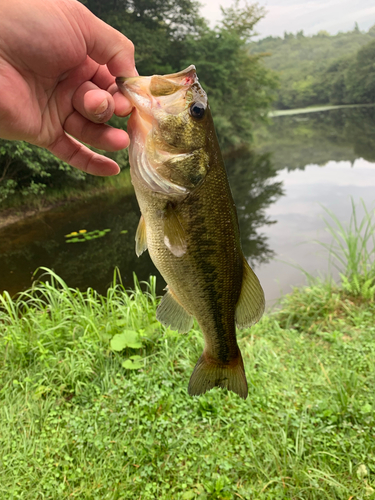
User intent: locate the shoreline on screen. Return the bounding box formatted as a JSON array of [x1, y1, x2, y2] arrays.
[[0, 204, 63, 230], [269, 102, 375, 117], [0, 171, 133, 230]]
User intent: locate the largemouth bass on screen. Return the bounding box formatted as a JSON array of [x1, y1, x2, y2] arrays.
[[116, 66, 265, 399]]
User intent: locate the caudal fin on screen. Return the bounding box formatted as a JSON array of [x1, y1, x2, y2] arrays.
[[188, 352, 248, 399]]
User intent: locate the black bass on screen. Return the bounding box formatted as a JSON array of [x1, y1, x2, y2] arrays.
[[116, 66, 264, 399]]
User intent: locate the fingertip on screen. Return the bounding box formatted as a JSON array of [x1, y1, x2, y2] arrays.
[[88, 156, 121, 176], [73, 85, 115, 124], [64, 111, 130, 151], [48, 133, 121, 176], [106, 38, 137, 77], [113, 92, 133, 117], [109, 128, 130, 150], [87, 91, 115, 123]]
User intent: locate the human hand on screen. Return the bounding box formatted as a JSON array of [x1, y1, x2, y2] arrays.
[[0, 0, 136, 175]]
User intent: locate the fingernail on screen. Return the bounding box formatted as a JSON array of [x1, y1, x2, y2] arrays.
[[95, 99, 108, 115], [134, 66, 139, 76]]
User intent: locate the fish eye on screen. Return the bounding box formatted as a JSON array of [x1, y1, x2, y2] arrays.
[[189, 102, 206, 120]]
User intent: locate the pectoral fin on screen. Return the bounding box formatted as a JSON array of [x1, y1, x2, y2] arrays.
[[235, 257, 265, 328], [163, 204, 187, 257], [156, 288, 193, 333], [135, 215, 148, 257]]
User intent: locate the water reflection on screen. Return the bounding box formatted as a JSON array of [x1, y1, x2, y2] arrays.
[[0, 192, 159, 296], [258, 106, 375, 170], [0, 149, 281, 297], [250, 107, 375, 304], [2, 107, 375, 301], [225, 147, 283, 264]]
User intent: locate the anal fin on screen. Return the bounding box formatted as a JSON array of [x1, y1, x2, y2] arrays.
[[135, 215, 148, 257], [156, 288, 193, 333], [188, 351, 248, 399], [235, 257, 265, 328]]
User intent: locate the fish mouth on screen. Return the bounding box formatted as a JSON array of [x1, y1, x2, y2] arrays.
[[116, 65, 200, 155], [116, 64, 197, 88], [116, 65, 197, 118]]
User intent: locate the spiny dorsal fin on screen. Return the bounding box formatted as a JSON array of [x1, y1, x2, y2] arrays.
[[235, 257, 265, 328], [156, 288, 193, 333], [135, 215, 148, 257], [188, 351, 248, 399], [163, 204, 187, 257]]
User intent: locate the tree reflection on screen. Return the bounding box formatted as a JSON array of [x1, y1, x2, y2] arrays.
[[225, 147, 283, 266], [257, 106, 375, 171]]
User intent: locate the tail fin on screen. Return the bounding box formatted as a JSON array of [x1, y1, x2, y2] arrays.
[[188, 352, 248, 399]]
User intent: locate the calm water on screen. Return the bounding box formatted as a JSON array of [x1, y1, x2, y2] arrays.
[[1, 107, 375, 304]]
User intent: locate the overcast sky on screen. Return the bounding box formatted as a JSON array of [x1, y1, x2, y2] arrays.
[[199, 0, 375, 38]]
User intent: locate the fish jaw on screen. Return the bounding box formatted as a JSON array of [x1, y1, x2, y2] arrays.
[[115, 65, 198, 120], [116, 65, 208, 196], [116, 65, 206, 141]]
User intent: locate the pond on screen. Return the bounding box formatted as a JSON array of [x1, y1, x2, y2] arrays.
[[1, 106, 375, 305]]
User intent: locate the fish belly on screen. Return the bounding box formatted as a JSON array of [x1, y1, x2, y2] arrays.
[[134, 163, 243, 362]]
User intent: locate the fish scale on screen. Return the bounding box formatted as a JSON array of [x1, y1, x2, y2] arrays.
[[116, 65, 265, 399]]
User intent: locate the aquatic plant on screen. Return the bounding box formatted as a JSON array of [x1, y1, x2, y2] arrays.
[[65, 228, 111, 243]]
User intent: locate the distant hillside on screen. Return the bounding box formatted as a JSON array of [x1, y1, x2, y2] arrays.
[[250, 25, 375, 109]]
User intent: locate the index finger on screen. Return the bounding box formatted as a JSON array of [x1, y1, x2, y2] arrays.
[[76, 2, 137, 78]]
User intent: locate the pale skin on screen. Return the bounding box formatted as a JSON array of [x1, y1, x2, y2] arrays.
[[0, 0, 137, 176]]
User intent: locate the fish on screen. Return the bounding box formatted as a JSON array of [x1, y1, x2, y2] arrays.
[[116, 65, 265, 399]]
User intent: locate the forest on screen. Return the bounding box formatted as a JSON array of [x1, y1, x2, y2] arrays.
[[0, 0, 277, 205], [2, 1, 375, 205], [250, 23, 375, 109]]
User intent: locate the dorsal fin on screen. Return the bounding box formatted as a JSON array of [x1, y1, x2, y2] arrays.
[[235, 257, 265, 328], [135, 215, 148, 257], [156, 287, 193, 333], [163, 204, 187, 257]]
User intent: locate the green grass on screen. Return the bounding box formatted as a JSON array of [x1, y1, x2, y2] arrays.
[[318, 198, 375, 300], [1, 267, 375, 499]]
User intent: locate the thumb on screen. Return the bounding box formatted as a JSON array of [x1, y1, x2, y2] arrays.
[[74, 2, 137, 78]]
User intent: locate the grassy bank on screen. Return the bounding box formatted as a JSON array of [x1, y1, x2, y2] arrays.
[[1, 267, 375, 499], [0, 169, 133, 229]]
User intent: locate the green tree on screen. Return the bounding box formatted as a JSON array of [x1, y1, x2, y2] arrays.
[[80, 0, 203, 75], [250, 25, 374, 109], [345, 39, 375, 103], [181, 4, 277, 151], [1, 1, 277, 206], [0, 140, 85, 204], [0, 139, 130, 205], [220, 0, 264, 39]]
